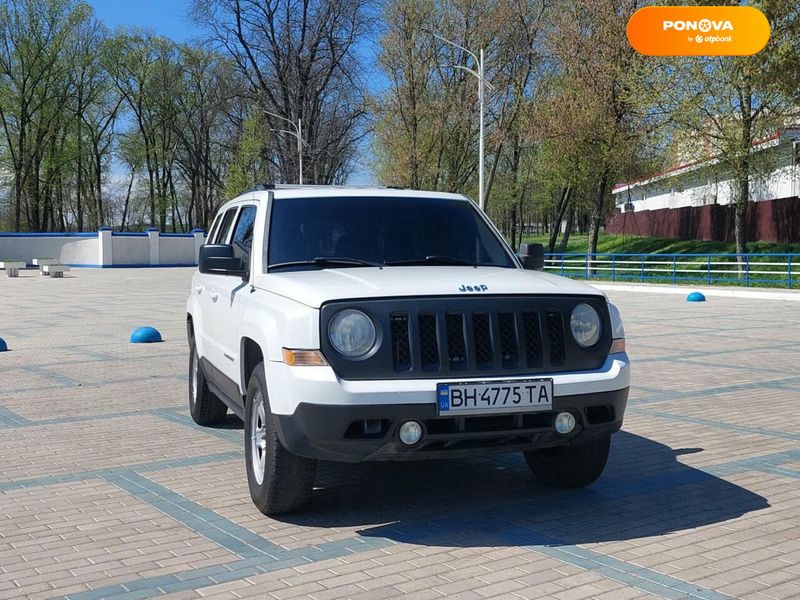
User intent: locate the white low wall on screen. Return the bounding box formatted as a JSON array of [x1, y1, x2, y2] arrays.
[[159, 235, 199, 265], [0, 234, 100, 265], [111, 234, 150, 266], [0, 229, 205, 267]]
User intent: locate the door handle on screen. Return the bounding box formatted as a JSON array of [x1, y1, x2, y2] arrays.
[[209, 291, 219, 302], [194, 285, 203, 294]]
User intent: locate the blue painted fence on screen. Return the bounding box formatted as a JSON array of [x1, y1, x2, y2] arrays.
[[545, 253, 800, 289]]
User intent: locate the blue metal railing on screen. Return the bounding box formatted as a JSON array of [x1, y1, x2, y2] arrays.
[[544, 253, 800, 289]]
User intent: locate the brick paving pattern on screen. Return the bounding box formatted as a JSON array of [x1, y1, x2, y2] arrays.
[[1, 268, 798, 599]]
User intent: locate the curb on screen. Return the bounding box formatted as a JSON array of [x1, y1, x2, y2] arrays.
[[593, 283, 800, 302]]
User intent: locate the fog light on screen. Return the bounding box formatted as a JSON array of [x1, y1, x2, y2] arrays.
[[555, 412, 576, 434], [399, 421, 422, 445]]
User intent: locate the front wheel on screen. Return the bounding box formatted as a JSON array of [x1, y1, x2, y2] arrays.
[[245, 362, 316, 515], [524, 435, 611, 488]]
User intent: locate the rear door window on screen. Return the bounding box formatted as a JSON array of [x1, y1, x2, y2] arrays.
[[213, 208, 237, 244]]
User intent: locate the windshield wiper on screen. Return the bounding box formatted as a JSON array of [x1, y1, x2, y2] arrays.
[[384, 255, 476, 267], [269, 257, 383, 271]]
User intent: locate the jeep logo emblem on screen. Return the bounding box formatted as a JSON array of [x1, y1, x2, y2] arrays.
[[458, 284, 488, 292]]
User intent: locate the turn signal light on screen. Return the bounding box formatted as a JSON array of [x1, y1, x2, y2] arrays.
[[282, 348, 328, 366], [610, 339, 626, 354]]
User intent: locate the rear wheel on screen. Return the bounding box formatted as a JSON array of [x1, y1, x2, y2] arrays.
[[524, 435, 611, 488], [245, 362, 316, 515], [188, 341, 227, 425]]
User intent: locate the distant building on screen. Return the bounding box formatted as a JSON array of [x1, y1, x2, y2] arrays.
[[607, 127, 800, 243]]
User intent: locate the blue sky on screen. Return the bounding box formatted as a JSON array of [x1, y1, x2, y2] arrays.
[[86, 0, 201, 41]]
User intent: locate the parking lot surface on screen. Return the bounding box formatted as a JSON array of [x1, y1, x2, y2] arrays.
[[1, 268, 799, 600]]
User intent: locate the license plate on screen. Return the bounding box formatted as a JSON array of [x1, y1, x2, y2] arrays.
[[436, 379, 553, 416]]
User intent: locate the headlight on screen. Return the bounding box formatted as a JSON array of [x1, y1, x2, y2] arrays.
[[607, 302, 625, 339], [570, 303, 601, 347], [328, 309, 377, 357]]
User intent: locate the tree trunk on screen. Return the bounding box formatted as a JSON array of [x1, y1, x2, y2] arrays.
[[76, 89, 83, 232], [548, 186, 572, 253], [120, 169, 135, 231], [95, 146, 103, 227], [735, 82, 752, 260], [587, 169, 609, 273], [558, 205, 575, 253]]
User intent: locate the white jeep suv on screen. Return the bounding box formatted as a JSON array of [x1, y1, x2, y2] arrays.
[[186, 186, 630, 515]]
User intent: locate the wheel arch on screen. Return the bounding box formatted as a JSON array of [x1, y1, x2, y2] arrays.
[[240, 337, 265, 397]]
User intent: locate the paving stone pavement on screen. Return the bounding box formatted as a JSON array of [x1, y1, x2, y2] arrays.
[[1, 268, 799, 600]]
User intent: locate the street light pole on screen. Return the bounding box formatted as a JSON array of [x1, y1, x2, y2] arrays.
[[432, 33, 490, 211], [264, 109, 306, 185], [478, 48, 484, 213], [297, 118, 303, 186]]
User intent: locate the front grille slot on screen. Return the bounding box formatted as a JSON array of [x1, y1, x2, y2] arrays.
[[418, 314, 440, 370], [523, 311, 542, 367], [390, 314, 411, 371], [472, 312, 493, 369], [546, 310, 566, 366], [498, 312, 518, 368], [445, 313, 467, 370]]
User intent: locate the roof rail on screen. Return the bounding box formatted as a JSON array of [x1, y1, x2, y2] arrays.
[[247, 183, 392, 193]]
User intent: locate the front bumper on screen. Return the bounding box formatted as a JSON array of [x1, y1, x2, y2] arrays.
[[276, 387, 629, 462]]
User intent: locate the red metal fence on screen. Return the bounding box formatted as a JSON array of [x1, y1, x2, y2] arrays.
[[606, 196, 800, 243]]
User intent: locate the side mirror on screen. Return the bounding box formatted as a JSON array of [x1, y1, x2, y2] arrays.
[[518, 243, 545, 271], [198, 244, 247, 278]]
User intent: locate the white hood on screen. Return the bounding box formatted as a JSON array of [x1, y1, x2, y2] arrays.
[[254, 266, 604, 308]]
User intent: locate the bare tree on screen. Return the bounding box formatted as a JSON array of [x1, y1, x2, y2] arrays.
[[192, 0, 371, 185]]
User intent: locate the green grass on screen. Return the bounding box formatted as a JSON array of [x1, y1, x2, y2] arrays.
[[518, 233, 800, 255]]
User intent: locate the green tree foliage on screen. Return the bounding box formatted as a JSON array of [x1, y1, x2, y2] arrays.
[[373, 0, 549, 245], [225, 109, 270, 198]]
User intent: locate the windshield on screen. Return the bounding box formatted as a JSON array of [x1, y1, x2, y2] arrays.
[[266, 196, 517, 271]]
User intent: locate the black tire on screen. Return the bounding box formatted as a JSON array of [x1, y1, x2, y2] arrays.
[[524, 435, 611, 489], [188, 341, 227, 425], [244, 361, 316, 515]]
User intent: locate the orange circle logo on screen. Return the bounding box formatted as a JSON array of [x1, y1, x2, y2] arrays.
[[627, 6, 770, 56]]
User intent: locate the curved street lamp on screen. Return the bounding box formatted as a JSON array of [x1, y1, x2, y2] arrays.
[[264, 109, 307, 185], [432, 33, 492, 212]]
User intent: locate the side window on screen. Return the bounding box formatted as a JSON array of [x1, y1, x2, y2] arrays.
[[213, 209, 237, 244], [231, 205, 257, 262], [206, 212, 223, 243]]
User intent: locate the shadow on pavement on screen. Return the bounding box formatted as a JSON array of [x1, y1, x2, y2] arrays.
[[278, 430, 768, 547]]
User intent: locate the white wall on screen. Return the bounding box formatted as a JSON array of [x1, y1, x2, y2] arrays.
[[614, 141, 800, 212], [111, 235, 150, 265], [0, 235, 99, 265], [159, 236, 197, 265], [0, 231, 205, 267]]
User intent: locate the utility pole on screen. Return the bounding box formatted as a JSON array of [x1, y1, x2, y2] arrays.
[[432, 33, 491, 211], [478, 48, 484, 213], [297, 118, 303, 186], [264, 109, 308, 184]]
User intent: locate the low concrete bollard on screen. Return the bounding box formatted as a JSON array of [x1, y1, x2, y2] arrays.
[[33, 258, 57, 276], [1, 261, 26, 277], [42, 265, 70, 278]]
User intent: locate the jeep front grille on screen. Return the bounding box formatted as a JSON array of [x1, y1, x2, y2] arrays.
[[320, 296, 611, 381], [396, 308, 547, 374]]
